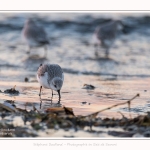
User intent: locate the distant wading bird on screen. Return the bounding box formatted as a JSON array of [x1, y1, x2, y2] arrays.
[[37, 63, 64, 103], [93, 20, 123, 58], [22, 18, 50, 57]]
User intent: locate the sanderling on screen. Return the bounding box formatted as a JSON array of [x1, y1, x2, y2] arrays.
[[22, 18, 50, 57], [93, 20, 123, 58], [37, 63, 64, 103]]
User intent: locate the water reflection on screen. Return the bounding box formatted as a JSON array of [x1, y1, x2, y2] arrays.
[[39, 98, 62, 109]]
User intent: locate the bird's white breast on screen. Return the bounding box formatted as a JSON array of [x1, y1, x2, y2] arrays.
[[37, 72, 51, 89], [26, 37, 40, 47], [92, 34, 101, 45]]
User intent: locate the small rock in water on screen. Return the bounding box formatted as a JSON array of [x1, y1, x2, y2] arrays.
[[4, 85, 19, 95], [24, 77, 29, 82], [82, 84, 95, 90], [0, 90, 2, 93], [81, 101, 87, 104]]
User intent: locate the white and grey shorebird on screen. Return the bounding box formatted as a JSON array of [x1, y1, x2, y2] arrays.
[[37, 63, 64, 102], [22, 18, 50, 56], [93, 20, 123, 58]]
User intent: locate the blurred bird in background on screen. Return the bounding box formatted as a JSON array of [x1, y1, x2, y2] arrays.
[[93, 20, 124, 58], [22, 18, 50, 57]]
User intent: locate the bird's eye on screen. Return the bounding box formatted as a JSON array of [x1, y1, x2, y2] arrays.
[[54, 85, 57, 88]]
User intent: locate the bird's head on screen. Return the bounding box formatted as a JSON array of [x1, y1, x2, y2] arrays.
[[51, 77, 63, 91], [25, 18, 35, 26]]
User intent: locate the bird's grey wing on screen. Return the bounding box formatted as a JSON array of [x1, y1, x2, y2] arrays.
[[47, 64, 63, 81], [98, 21, 117, 40], [97, 26, 115, 40], [35, 27, 49, 44], [24, 25, 49, 44]]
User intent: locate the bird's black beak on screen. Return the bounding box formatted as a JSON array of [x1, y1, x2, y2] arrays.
[[57, 90, 61, 101], [57, 90, 61, 103]]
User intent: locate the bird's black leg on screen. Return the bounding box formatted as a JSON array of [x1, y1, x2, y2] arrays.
[[40, 100, 42, 109], [57, 90, 61, 103], [39, 86, 42, 98], [51, 89, 54, 100]]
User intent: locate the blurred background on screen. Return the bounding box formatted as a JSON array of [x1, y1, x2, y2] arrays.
[[1, 13, 150, 79], [1, 13, 150, 80]]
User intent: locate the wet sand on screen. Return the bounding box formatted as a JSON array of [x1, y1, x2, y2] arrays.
[[0, 74, 149, 118]]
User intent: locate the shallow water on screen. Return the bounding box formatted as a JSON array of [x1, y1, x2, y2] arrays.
[[1, 12, 150, 120]]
